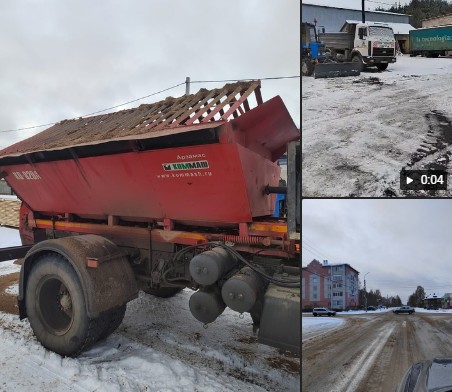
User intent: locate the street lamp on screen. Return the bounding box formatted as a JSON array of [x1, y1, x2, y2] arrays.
[[364, 272, 371, 311]]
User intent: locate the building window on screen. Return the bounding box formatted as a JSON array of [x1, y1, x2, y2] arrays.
[[333, 283, 343, 288], [333, 292, 343, 297], [312, 285, 317, 291], [313, 293, 317, 299], [332, 275, 343, 281], [312, 276, 318, 282]]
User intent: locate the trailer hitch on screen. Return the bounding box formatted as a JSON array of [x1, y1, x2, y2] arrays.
[[263, 185, 287, 195]]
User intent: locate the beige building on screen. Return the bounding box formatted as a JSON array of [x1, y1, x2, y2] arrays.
[[422, 14, 452, 28]]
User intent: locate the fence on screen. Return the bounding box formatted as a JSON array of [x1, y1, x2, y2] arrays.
[[0, 198, 20, 228]]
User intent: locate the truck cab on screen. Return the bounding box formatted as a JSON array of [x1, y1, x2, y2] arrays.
[[318, 21, 397, 71], [346, 21, 397, 70]]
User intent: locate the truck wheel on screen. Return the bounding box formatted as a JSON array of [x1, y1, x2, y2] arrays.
[[376, 63, 388, 71], [351, 55, 363, 72], [302, 58, 315, 76], [97, 304, 127, 342], [25, 253, 106, 357], [144, 287, 183, 298]]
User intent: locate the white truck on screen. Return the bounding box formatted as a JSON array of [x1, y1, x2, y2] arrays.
[[318, 21, 397, 71]]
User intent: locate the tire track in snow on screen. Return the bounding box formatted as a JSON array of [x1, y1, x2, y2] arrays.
[[0, 329, 89, 392], [332, 323, 396, 392]]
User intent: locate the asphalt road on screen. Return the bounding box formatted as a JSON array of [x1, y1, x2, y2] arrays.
[[302, 312, 452, 392]]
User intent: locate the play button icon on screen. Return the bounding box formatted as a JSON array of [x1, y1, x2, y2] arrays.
[[400, 169, 448, 191]]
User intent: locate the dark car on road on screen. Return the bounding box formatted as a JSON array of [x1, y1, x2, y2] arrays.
[[312, 307, 336, 317], [367, 306, 377, 311], [393, 306, 415, 314]]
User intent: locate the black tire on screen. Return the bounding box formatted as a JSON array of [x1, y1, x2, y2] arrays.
[[25, 253, 107, 357], [97, 304, 127, 342], [302, 58, 315, 76], [376, 63, 388, 71], [351, 55, 364, 72], [144, 287, 183, 298], [313, 313, 317, 317]]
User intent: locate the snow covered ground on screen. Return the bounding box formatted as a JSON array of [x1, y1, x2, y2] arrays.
[[302, 55, 452, 197], [301, 316, 345, 342], [301, 306, 452, 342], [0, 227, 300, 391]]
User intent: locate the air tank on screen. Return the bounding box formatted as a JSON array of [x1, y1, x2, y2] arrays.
[[221, 267, 266, 313], [189, 288, 226, 324], [189, 247, 236, 286]]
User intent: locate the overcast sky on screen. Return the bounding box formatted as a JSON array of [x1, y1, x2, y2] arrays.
[[302, 0, 411, 11], [0, 0, 299, 149], [302, 199, 452, 303]]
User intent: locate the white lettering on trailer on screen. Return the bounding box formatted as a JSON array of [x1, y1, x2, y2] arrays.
[[12, 171, 41, 180], [176, 154, 206, 160]]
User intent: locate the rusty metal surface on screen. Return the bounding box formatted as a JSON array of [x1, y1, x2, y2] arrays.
[[0, 245, 32, 262], [0, 81, 261, 158]]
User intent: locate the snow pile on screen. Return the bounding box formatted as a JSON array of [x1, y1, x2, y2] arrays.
[[302, 317, 345, 333], [0, 227, 300, 391]]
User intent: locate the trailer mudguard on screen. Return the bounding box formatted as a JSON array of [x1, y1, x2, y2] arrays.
[[18, 235, 138, 319], [258, 284, 300, 353]]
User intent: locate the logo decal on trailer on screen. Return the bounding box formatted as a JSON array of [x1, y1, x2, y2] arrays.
[[162, 160, 209, 171], [12, 171, 42, 180]]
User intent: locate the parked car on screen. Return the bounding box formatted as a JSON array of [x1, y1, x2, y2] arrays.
[[393, 306, 415, 314], [425, 305, 438, 310], [367, 306, 377, 311], [312, 307, 336, 317], [397, 358, 452, 392]]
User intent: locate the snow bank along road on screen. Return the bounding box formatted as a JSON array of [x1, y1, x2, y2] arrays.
[[302, 56, 452, 197], [0, 260, 299, 391], [301, 315, 346, 342], [302, 312, 452, 392]]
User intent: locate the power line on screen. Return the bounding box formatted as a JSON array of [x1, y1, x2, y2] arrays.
[[0, 75, 299, 135], [190, 75, 300, 83], [301, 234, 332, 260], [301, 242, 324, 259], [366, 0, 398, 6], [0, 82, 185, 134]]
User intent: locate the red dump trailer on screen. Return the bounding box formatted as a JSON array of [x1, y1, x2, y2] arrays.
[[0, 80, 300, 356]]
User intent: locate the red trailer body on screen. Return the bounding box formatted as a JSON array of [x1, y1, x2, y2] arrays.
[[0, 82, 297, 228], [0, 80, 300, 357]]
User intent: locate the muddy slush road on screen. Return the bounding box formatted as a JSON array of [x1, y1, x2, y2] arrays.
[[302, 312, 452, 392]]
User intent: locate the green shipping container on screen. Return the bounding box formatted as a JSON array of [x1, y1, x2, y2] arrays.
[[410, 26, 452, 52]]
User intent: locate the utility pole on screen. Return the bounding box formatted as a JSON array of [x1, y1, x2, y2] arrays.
[[185, 77, 191, 95], [364, 272, 370, 310], [362, 0, 365, 23], [330, 265, 332, 308]]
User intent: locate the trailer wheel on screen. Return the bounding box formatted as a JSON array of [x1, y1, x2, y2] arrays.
[[301, 58, 315, 76], [376, 63, 388, 71], [25, 253, 106, 357], [97, 304, 127, 342], [351, 55, 363, 72], [144, 287, 183, 298]]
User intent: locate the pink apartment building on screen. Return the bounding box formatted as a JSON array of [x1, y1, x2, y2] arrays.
[[302, 259, 360, 310]]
